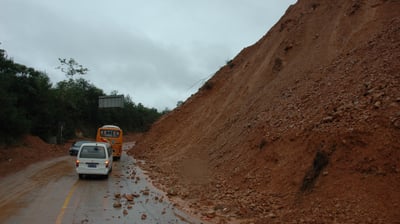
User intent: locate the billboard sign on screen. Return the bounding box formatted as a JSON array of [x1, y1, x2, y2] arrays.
[[98, 95, 124, 108]]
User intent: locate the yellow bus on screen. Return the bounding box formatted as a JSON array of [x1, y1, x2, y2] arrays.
[[96, 125, 123, 160]]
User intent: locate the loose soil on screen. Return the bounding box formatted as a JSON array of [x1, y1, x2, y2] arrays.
[[0, 136, 68, 178], [129, 0, 400, 223]]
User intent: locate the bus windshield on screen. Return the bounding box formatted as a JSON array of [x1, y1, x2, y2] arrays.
[[100, 129, 121, 138]]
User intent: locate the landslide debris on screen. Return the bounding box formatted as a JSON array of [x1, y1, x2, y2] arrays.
[[131, 0, 400, 223]]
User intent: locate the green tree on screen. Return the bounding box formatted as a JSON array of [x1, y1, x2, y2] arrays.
[[0, 48, 52, 143], [56, 58, 89, 78], [53, 78, 104, 140]]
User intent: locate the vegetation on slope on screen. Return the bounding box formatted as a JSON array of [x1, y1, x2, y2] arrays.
[[0, 48, 162, 145]]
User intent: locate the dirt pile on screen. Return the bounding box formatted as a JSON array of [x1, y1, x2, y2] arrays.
[[131, 0, 400, 223], [0, 136, 68, 177]]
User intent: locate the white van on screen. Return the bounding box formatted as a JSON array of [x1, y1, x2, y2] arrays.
[[76, 142, 113, 179]]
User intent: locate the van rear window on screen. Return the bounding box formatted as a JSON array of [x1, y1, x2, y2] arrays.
[[79, 146, 106, 159]]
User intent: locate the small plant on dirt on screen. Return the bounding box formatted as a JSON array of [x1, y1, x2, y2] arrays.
[[300, 150, 329, 192], [272, 57, 283, 72], [201, 80, 214, 90], [226, 59, 235, 69], [259, 138, 267, 150]]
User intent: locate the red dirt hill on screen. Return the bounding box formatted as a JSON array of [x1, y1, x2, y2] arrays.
[[131, 0, 400, 223]]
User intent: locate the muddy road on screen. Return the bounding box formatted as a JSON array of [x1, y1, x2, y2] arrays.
[[0, 142, 201, 224]]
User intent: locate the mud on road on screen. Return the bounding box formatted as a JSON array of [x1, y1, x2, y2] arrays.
[[0, 142, 203, 224]]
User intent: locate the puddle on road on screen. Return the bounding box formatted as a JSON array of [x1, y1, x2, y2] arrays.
[[97, 152, 205, 224]]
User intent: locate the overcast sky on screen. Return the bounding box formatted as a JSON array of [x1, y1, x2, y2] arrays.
[[1, 0, 296, 111]]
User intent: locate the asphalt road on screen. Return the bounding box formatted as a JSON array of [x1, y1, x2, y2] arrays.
[[0, 142, 201, 224]]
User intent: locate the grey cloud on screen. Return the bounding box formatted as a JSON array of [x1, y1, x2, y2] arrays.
[[1, 0, 296, 110]]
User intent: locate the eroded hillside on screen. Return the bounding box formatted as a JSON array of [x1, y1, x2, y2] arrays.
[[131, 0, 400, 223]]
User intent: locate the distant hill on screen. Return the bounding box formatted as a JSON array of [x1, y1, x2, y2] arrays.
[[131, 0, 400, 222]]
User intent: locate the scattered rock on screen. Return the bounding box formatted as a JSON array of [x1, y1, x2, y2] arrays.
[[202, 210, 216, 219], [132, 193, 140, 198], [113, 201, 122, 208], [124, 194, 134, 201], [114, 193, 121, 198], [267, 212, 277, 218], [392, 118, 400, 129], [167, 188, 178, 196], [322, 116, 334, 123], [141, 188, 150, 196], [222, 207, 230, 213]]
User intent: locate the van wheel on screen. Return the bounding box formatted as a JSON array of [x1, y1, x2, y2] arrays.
[[79, 174, 84, 179]]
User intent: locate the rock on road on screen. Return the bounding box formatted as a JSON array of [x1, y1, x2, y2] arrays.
[[0, 142, 201, 224]]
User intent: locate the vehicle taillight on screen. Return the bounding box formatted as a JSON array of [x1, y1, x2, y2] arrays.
[[76, 160, 80, 167], [105, 160, 109, 168]]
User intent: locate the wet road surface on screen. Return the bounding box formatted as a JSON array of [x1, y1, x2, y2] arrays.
[[0, 142, 203, 224]]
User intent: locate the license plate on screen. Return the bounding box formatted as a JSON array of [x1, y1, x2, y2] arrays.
[[87, 163, 97, 168]]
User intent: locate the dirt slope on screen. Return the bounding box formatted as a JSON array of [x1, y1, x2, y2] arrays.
[[131, 0, 400, 223], [0, 136, 68, 177]]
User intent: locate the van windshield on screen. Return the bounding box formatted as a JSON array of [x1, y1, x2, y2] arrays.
[[79, 146, 106, 159]]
